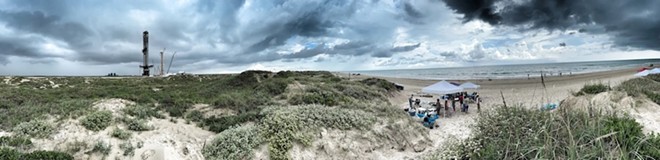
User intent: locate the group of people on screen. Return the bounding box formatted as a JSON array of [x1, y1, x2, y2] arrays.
[[405, 92, 481, 119], [441, 92, 481, 112]]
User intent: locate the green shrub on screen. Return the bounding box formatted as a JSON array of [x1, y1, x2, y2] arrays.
[[110, 128, 132, 140], [119, 142, 135, 156], [602, 116, 644, 150], [335, 84, 387, 101], [360, 78, 397, 92], [274, 71, 334, 79], [158, 97, 191, 117], [0, 136, 32, 149], [644, 90, 660, 105], [22, 150, 73, 160], [212, 92, 269, 112], [202, 125, 263, 160], [228, 70, 272, 87], [124, 118, 153, 131], [80, 111, 113, 131], [255, 78, 291, 95], [203, 111, 262, 133], [647, 74, 660, 82], [640, 134, 660, 159], [288, 85, 349, 106], [123, 105, 161, 119], [575, 83, 610, 96], [0, 147, 21, 159], [12, 120, 54, 138], [185, 110, 204, 122], [261, 105, 376, 160], [90, 141, 111, 155], [64, 141, 87, 154]]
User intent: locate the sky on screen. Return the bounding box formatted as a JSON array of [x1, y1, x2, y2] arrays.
[[0, 0, 658, 75]]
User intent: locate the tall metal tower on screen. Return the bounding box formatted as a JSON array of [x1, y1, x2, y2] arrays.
[[140, 31, 153, 76], [160, 48, 165, 76]]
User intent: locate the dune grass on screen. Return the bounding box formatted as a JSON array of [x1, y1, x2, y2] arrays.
[[618, 77, 660, 105], [426, 105, 660, 160], [0, 136, 32, 150], [0, 148, 73, 160], [574, 83, 610, 96]]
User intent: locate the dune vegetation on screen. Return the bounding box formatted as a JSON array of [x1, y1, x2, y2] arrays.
[[426, 76, 660, 160], [0, 71, 429, 159]]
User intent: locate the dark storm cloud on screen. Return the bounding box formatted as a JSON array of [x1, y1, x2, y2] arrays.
[[442, 0, 660, 50], [0, 10, 93, 47], [0, 0, 430, 69]]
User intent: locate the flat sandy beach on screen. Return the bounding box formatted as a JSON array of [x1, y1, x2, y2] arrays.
[[341, 67, 644, 159], [345, 67, 637, 109]]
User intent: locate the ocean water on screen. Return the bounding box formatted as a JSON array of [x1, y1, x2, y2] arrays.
[[352, 59, 660, 80]]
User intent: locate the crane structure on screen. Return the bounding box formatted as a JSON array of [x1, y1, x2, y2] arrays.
[[167, 51, 177, 74]]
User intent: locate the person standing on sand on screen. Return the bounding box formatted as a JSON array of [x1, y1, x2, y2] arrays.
[[476, 95, 481, 112], [459, 93, 464, 106], [435, 99, 442, 115], [451, 97, 456, 112], [409, 94, 414, 109]]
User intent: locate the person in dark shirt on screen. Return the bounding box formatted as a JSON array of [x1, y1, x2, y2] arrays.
[[435, 99, 442, 115], [459, 93, 464, 105], [408, 94, 414, 109]]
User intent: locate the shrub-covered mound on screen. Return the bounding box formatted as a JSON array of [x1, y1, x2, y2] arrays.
[[202, 104, 405, 160], [618, 77, 660, 105], [574, 83, 610, 96], [427, 105, 660, 160]]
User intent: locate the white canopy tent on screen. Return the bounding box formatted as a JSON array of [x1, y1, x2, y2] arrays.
[[459, 82, 480, 89], [634, 70, 651, 77], [422, 80, 463, 94]]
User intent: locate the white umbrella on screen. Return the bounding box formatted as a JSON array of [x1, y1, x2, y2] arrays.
[[459, 82, 480, 89], [422, 80, 463, 94], [635, 70, 651, 77]]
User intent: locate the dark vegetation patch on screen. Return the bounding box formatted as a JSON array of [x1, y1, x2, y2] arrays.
[[647, 74, 660, 82], [360, 78, 398, 93], [0, 136, 32, 150], [432, 105, 660, 159], [574, 83, 610, 96], [0, 148, 73, 160]]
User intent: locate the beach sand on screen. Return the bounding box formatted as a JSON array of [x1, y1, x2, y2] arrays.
[[340, 67, 649, 159]]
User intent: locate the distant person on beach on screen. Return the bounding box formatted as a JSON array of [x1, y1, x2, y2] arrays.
[[459, 93, 464, 105], [435, 99, 442, 115], [408, 95, 413, 109], [476, 95, 481, 112], [451, 98, 456, 112]]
